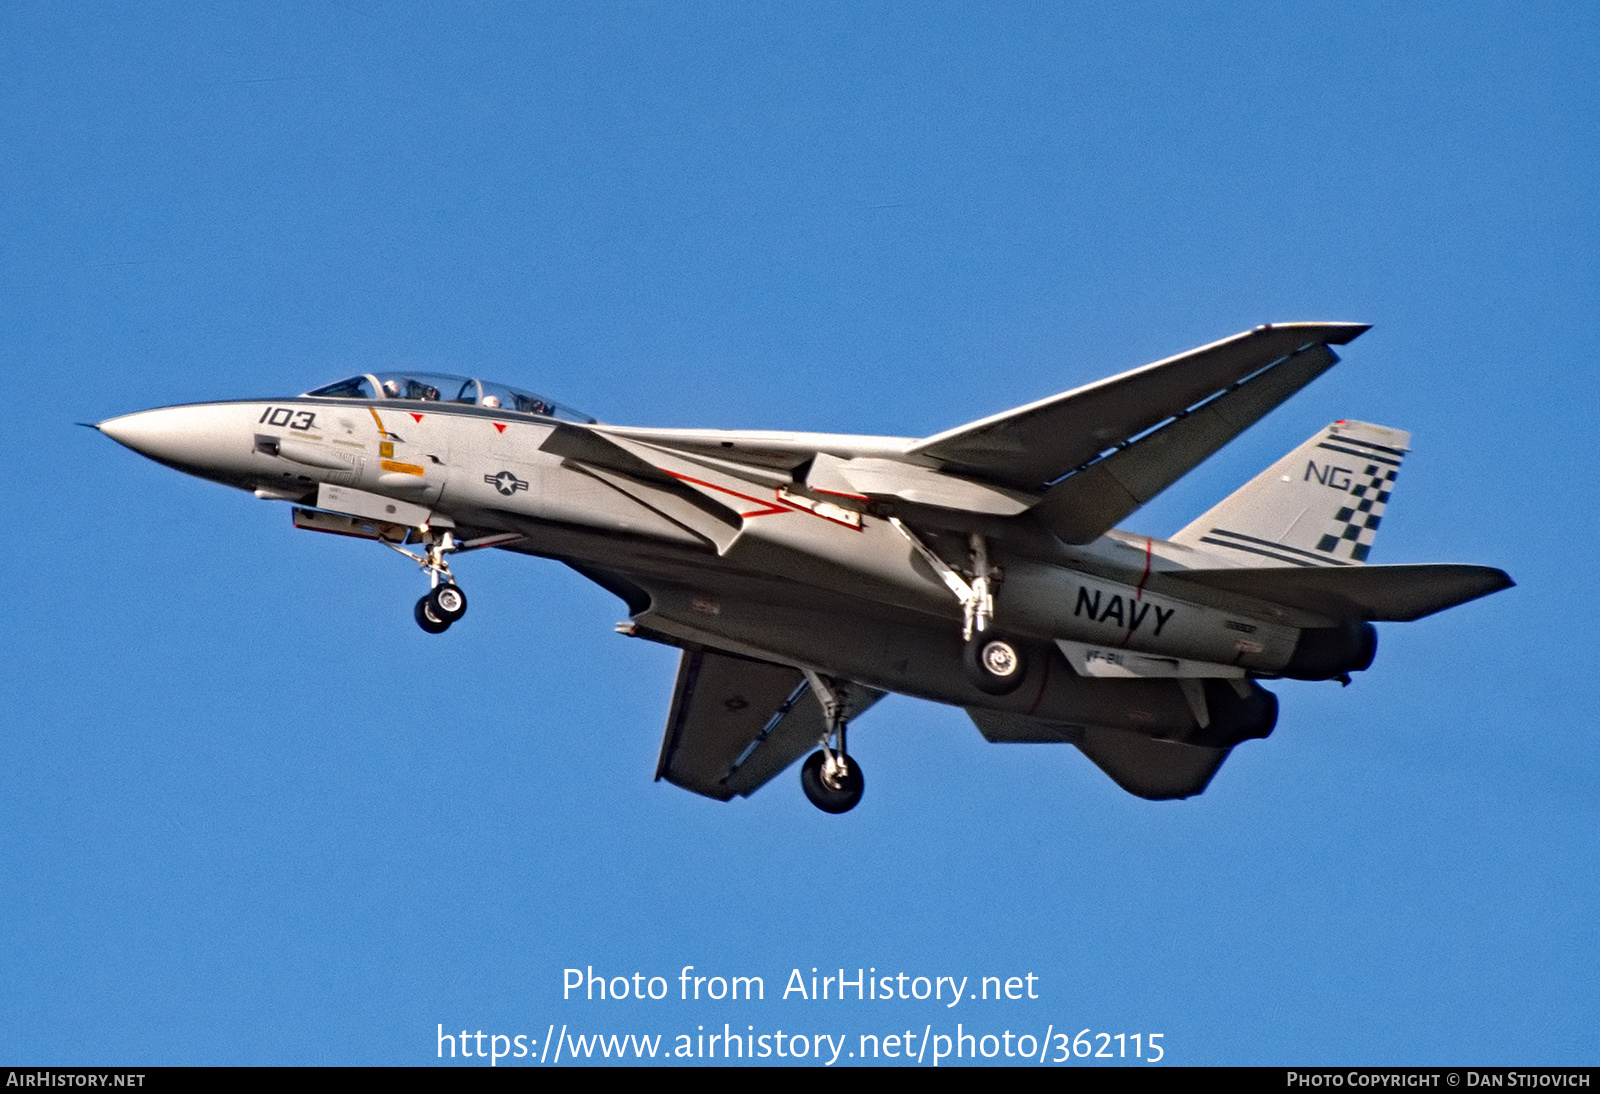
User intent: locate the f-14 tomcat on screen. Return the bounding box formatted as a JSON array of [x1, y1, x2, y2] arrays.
[[96, 323, 1511, 813]]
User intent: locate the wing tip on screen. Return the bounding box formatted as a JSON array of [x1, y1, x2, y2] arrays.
[[1255, 321, 1371, 345]]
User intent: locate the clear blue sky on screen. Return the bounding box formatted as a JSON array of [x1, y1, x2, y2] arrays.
[[3, 1, 1595, 1066]]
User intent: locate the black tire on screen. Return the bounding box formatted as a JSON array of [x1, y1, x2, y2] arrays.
[[963, 632, 1027, 695], [414, 595, 451, 634], [799, 750, 864, 814], [428, 583, 468, 623]]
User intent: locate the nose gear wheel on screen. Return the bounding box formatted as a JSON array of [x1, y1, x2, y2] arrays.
[[414, 595, 451, 633], [428, 582, 467, 623]]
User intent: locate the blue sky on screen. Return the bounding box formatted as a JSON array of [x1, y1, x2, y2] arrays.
[[3, 1, 1595, 1066]]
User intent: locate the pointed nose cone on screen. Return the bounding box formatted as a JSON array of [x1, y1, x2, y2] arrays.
[[99, 406, 204, 466], [95, 404, 257, 483], [97, 409, 165, 457]]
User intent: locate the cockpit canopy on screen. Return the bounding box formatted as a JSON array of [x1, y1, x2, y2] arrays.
[[304, 371, 596, 423]]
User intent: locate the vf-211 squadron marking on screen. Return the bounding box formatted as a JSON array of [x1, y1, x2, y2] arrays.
[[94, 325, 1511, 812]]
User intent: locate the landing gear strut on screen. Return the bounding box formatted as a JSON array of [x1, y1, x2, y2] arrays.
[[889, 520, 1028, 695], [799, 670, 865, 814], [386, 527, 470, 634]]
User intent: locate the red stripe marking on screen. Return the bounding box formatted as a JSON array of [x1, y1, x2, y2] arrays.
[[1111, 537, 1159, 651], [664, 470, 799, 519], [812, 486, 872, 501]]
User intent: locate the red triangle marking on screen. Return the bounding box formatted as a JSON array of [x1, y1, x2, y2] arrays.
[[410, 412, 424, 423], [493, 422, 506, 433]]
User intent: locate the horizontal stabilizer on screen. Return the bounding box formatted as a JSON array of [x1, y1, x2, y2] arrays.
[[910, 322, 1368, 492], [1073, 727, 1231, 801], [967, 709, 1229, 800], [1167, 563, 1514, 622]]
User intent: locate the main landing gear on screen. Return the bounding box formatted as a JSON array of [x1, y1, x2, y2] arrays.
[[963, 630, 1026, 695], [889, 519, 1028, 695], [799, 670, 865, 814], [385, 526, 470, 634], [801, 750, 863, 814]]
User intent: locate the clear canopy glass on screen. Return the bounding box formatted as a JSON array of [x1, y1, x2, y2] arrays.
[[304, 371, 595, 423]]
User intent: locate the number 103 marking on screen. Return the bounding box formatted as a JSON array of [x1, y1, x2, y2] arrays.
[[259, 407, 317, 430]]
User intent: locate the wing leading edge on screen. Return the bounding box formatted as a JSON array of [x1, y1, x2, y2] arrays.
[[910, 322, 1369, 492], [533, 324, 1368, 548]]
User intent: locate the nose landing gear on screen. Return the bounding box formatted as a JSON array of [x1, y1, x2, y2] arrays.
[[428, 582, 467, 622], [414, 581, 468, 633], [385, 527, 471, 634]]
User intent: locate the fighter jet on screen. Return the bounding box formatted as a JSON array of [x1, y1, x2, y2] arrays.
[[94, 323, 1512, 813]]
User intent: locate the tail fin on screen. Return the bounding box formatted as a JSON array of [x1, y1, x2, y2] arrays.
[[1171, 421, 1409, 567]]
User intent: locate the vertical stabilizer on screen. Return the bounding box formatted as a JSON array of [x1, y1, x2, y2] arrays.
[[1170, 421, 1409, 567]]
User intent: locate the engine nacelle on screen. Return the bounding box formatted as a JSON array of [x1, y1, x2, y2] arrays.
[[1279, 621, 1378, 681], [1183, 678, 1279, 749]]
